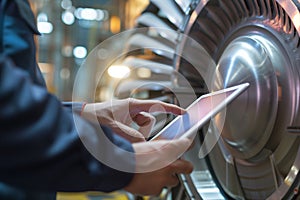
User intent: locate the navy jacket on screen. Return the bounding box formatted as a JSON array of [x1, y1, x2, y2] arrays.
[[0, 0, 134, 196]]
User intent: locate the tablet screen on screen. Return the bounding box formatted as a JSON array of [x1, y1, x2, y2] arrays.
[[151, 83, 249, 141]]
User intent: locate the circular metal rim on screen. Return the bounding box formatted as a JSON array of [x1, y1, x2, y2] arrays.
[[175, 0, 300, 199]]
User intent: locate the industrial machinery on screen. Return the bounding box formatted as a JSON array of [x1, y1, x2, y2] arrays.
[[99, 0, 300, 199]]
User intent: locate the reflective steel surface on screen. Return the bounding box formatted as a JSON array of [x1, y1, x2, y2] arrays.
[[113, 0, 300, 199], [180, 0, 300, 199], [214, 35, 279, 159]]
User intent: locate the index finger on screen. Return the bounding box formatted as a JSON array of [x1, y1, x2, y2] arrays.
[[129, 98, 186, 115]]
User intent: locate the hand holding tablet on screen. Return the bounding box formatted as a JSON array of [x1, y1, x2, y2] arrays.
[[151, 83, 250, 141]]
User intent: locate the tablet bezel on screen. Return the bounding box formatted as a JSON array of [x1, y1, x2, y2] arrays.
[[150, 83, 250, 141]]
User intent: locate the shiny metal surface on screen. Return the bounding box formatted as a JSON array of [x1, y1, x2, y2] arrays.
[[136, 13, 178, 43], [137, 13, 173, 29], [127, 34, 175, 59], [150, 0, 185, 29], [178, 0, 300, 199], [175, 0, 193, 13], [122, 57, 174, 75], [214, 35, 279, 159], [113, 0, 300, 199], [276, 0, 300, 36]]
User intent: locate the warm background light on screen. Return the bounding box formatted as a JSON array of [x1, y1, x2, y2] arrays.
[[108, 65, 131, 79], [110, 16, 121, 34]]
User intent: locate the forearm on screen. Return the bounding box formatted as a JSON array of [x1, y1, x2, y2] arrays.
[[0, 55, 134, 192]]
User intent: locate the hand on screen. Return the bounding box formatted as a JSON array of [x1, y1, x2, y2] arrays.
[[124, 159, 193, 196], [124, 138, 193, 196], [81, 98, 185, 143]]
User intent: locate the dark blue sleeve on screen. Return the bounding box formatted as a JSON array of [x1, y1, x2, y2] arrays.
[[63, 101, 86, 115], [0, 55, 135, 192]]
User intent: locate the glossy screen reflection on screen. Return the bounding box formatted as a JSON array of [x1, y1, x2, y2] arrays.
[[151, 83, 249, 141]]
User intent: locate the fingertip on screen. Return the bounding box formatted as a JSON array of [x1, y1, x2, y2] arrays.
[[178, 106, 187, 115], [170, 105, 186, 115], [175, 108, 187, 116], [178, 160, 194, 174], [186, 162, 194, 174]]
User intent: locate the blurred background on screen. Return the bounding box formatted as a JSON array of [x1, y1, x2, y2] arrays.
[[28, 1, 149, 199], [29, 0, 149, 101], [24, 1, 300, 200]]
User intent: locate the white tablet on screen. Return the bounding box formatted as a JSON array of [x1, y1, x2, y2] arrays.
[[151, 83, 250, 140]]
